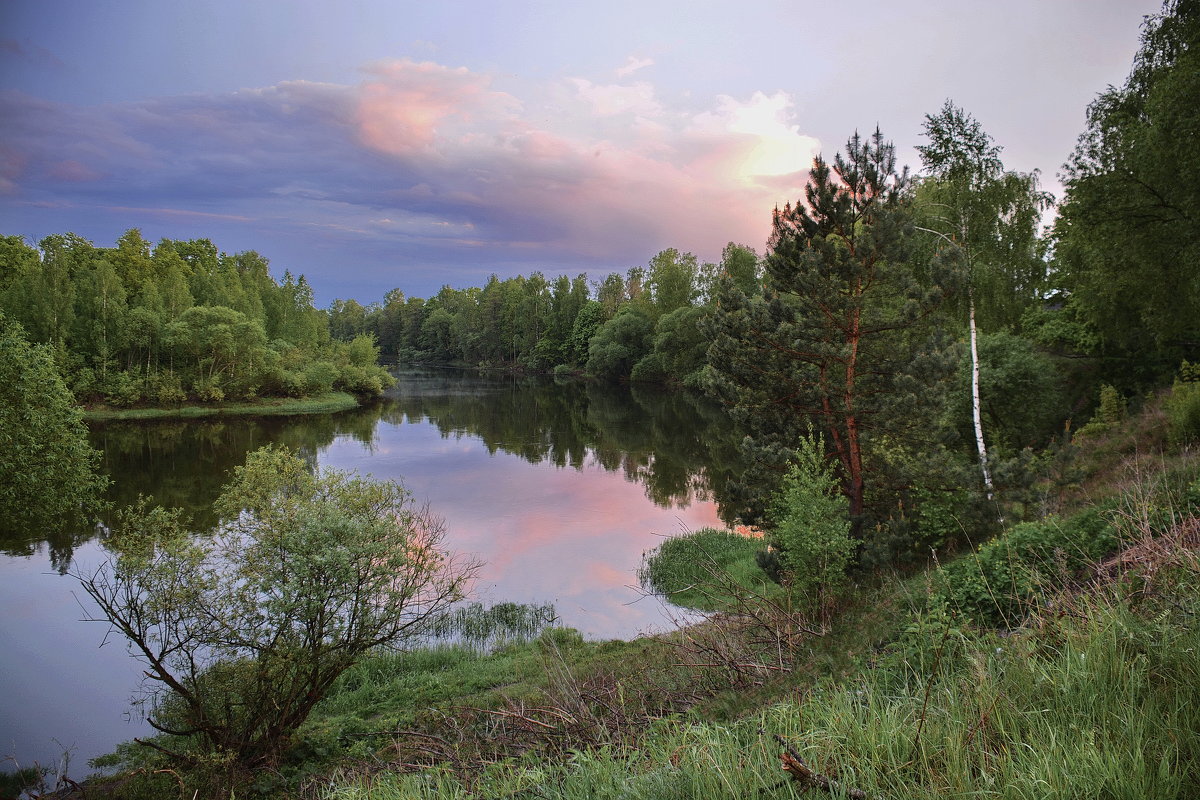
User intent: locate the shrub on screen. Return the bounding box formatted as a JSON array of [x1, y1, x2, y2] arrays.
[[1166, 361, 1200, 446], [1076, 383, 1127, 438], [935, 504, 1120, 625], [192, 375, 225, 403], [150, 371, 187, 405], [102, 370, 144, 406], [766, 434, 856, 608], [303, 361, 339, 395], [335, 364, 385, 396], [638, 527, 768, 612]]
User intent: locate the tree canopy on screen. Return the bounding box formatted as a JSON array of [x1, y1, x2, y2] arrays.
[[1053, 0, 1200, 383], [706, 129, 963, 534]]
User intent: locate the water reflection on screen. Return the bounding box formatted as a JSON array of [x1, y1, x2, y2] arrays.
[[0, 369, 748, 768], [30, 368, 747, 556]]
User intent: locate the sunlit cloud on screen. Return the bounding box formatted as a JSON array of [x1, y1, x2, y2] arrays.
[[356, 59, 521, 155], [693, 91, 820, 192]]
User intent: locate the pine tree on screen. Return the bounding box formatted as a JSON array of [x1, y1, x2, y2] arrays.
[[707, 129, 963, 534]]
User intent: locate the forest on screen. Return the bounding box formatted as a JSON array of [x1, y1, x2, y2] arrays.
[[2, 0, 1199, 570], [0, 230, 395, 407]]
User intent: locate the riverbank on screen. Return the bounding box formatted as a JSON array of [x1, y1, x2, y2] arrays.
[[81, 391, 362, 421]]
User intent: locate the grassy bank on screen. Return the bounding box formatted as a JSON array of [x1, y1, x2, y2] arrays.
[[82, 391, 362, 421], [326, 573, 1200, 799]]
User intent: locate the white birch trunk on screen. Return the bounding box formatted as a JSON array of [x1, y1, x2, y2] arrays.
[[969, 293, 995, 503]]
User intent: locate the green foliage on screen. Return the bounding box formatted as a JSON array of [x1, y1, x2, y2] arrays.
[[0, 312, 106, 537], [766, 435, 855, 604], [0, 231, 391, 410], [586, 307, 653, 380], [1166, 361, 1200, 445], [640, 305, 709, 387], [934, 506, 1120, 625], [916, 101, 1053, 330], [705, 128, 964, 531], [1076, 383, 1127, 438], [76, 446, 477, 784], [946, 331, 1066, 450], [908, 486, 971, 552], [638, 527, 771, 612], [1054, 0, 1200, 381]]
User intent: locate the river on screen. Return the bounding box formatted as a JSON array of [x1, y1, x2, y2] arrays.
[[0, 368, 745, 774]]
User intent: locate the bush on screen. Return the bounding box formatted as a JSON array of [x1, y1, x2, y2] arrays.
[[765, 434, 856, 608], [149, 371, 187, 405], [303, 361, 339, 395], [935, 504, 1120, 625], [638, 527, 769, 611], [335, 364, 383, 396], [102, 370, 145, 406], [192, 375, 225, 403], [1166, 361, 1200, 446], [1076, 383, 1127, 438]]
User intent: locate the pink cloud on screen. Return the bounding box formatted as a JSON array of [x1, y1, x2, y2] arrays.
[[356, 59, 520, 155], [348, 58, 820, 260]]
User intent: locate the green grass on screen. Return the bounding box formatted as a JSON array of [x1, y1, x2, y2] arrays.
[[639, 527, 778, 612], [82, 391, 361, 420], [326, 568, 1200, 799]]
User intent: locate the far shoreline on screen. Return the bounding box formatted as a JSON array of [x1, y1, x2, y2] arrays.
[[81, 391, 363, 422]]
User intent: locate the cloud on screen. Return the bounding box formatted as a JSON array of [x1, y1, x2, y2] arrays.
[[616, 55, 655, 78], [567, 78, 662, 118], [693, 91, 821, 185], [1, 60, 823, 297], [356, 59, 520, 155]]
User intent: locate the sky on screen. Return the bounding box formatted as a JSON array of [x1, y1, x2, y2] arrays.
[[1, 0, 1163, 304]]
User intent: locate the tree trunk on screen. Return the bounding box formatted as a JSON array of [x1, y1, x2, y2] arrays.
[[969, 293, 995, 506]]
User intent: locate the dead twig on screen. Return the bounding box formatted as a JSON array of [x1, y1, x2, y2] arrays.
[[764, 731, 871, 800]]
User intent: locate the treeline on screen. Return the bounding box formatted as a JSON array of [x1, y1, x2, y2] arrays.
[[0, 230, 394, 406], [326, 244, 752, 388]]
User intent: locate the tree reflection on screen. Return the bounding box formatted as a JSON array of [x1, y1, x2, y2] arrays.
[[8, 369, 749, 566]]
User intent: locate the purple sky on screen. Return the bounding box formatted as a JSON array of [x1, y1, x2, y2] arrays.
[[1, 0, 1161, 304]]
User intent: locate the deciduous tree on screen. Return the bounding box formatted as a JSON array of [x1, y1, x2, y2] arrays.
[[916, 101, 1052, 502], [76, 447, 477, 776], [1054, 0, 1200, 382]]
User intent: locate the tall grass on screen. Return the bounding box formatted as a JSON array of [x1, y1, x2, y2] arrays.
[[327, 573, 1200, 799]]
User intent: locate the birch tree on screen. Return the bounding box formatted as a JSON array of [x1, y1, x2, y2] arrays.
[[917, 102, 1052, 504]]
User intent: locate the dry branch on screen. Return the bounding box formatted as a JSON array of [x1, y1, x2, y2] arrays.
[[766, 731, 871, 800]]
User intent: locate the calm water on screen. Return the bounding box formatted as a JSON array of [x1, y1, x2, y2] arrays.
[[0, 369, 744, 772]]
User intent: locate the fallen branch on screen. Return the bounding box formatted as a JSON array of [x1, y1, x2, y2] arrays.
[[764, 731, 871, 799]]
